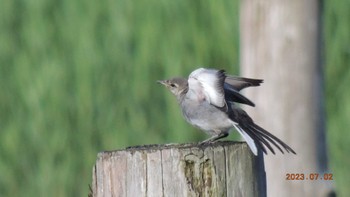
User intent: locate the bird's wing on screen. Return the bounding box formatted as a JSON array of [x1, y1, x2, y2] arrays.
[[224, 83, 256, 107], [223, 75, 263, 107], [188, 68, 226, 108], [225, 75, 263, 91]]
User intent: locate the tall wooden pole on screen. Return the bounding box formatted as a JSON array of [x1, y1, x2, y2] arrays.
[[240, 0, 334, 196]]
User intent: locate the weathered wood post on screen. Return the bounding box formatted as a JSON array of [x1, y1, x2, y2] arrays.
[[240, 0, 333, 196], [91, 141, 266, 197]]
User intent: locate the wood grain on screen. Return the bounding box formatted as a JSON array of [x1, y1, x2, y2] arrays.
[[92, 141, 266, 197]]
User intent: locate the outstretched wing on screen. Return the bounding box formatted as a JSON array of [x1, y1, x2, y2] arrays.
[[224, 84, 255, 106], [224, 76, 263, 107], [225, 75, 263, 91], [188, 68, 227, 109]]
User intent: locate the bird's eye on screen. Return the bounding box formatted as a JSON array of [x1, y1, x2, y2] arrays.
[[170, 83, 176, 87]]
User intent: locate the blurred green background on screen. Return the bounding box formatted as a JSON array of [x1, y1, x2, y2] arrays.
[[0, 0, 349, 196]]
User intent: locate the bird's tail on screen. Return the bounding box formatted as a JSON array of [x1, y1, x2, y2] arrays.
[[234, 122, 296, 156]]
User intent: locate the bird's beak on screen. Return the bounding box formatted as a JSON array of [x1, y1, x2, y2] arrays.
[[157, 80, 167, 86]]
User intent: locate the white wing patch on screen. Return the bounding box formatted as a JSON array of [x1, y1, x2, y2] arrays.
[[188, 68, 226, 108]]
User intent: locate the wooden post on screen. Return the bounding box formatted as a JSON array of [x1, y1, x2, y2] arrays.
[[240, 0, 334, 196], [91, 141, 266, 197]]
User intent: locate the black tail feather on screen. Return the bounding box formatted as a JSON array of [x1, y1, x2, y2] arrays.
[[250, 125, 285, 154], [239, 122, 296, 155], [241, 125, 275, 154], [241, 125, 268, 154], [252, 124, 296, 154]]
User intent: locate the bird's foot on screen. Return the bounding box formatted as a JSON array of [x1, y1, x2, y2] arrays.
[[199, 132, 229, 145], [199, 139, 214, 145]]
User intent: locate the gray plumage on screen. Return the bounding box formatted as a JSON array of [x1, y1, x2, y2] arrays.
[[158, 68, 296, 155]]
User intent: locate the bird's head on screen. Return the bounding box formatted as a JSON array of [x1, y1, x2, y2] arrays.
[[157, 77, 188, 98]]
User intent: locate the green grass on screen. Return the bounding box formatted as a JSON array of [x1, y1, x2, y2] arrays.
[[0, 0, 240, 196], [324, 0, 350, 196], [0, 0, 349, 196]]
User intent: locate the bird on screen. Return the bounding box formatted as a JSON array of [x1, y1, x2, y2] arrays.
[[158, 67, 296, 155]]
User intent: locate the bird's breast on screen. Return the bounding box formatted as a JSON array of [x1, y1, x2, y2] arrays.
[[180, 98, 233, 132]]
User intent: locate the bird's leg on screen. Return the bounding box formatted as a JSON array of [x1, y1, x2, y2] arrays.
[[200, 132, 229, 145]]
